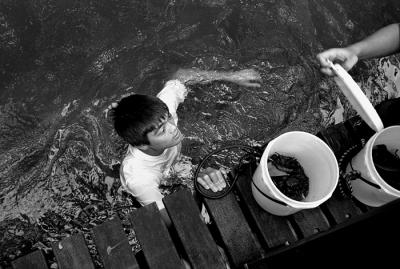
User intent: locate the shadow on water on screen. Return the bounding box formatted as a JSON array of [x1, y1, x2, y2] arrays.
[[1, 0, 400, 267]]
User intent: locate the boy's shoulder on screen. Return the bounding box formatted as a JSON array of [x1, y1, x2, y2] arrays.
[[120, 146, 165, 175], [121, 146, 144, 169], [120, 148, 161, 184]]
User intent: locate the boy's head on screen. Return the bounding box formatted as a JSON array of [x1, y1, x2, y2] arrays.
[[111, 94, 183, 152]]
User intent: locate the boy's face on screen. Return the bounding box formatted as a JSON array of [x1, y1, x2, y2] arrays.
[[146, 113, 183, 151]]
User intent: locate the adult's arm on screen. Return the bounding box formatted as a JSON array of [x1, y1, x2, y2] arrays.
[[349, 23, 400, 60], [317, 23, 400, 76]]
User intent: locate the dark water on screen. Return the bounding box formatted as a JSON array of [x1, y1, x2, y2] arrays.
[[1, 0, 400, 267]]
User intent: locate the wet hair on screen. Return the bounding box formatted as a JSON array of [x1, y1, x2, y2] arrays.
[[111, 94, 169, 146]]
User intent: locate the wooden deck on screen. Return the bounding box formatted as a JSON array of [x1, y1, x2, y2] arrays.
[[12, 164, 400, 269], [11, 121, 400, 268]]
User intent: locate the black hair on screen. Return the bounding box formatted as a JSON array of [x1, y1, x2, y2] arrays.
[[111, 94, 169, 146]]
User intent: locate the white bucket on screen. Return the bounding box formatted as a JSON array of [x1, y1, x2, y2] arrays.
[[328, 63, 400, 207], [347, 125, 400, 207], [251, 131, 339, 216]]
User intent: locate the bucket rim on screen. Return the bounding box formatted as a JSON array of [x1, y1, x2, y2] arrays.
[[259, 131, 339, 208], [365, 125, 400, 196]]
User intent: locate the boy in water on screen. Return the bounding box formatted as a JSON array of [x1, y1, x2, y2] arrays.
[[110, 68, 261, 224]]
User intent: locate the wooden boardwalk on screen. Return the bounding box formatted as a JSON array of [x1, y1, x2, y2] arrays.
[[11, 121, 400, 268], [11, 162, 400, 269]]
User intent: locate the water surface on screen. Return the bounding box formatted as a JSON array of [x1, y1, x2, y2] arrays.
[[1, 0, 400, 267]]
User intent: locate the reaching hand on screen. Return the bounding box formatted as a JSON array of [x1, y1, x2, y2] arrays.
[[171, 67, 262, 87], [197, 167, 227, 192], [317, 48, 359, 76], [230, 69, 262, 87]]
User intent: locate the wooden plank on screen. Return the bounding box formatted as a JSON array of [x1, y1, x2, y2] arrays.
[[92, 217, 139, 269], [291, 207, 330, 238], [204, 191, 263, 267], [246, 199, 400, 268], [323, 193, 363, 224], [12, 249, 48, 269], [235, 162, 298, 248], [163, 189, 226, 269], [51, 233, 95, 269], [129, 203, 184, 269]]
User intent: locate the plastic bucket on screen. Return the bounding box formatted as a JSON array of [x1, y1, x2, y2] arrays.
[[251, 131, 339, 216], [347, 125, 400, 207], [329, 63, 400, 207]]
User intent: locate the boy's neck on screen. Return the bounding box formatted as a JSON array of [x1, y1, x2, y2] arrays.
[[138, 147, 165, 156]]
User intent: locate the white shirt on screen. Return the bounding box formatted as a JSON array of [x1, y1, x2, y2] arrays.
[[120, 80, 188, 209]]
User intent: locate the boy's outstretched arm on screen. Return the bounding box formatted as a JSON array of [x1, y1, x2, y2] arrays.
[[171, 68, 262, 87], [169, 68, 262, 194]]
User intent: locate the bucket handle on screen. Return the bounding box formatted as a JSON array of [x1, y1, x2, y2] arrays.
[[348, 162, 381, 189], [338, 142, 381, 198], [251, 179, 288, 207]]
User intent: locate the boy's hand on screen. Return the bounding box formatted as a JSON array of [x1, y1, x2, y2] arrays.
[[197, 167, 227, 192], [229, 69, 262, 87]]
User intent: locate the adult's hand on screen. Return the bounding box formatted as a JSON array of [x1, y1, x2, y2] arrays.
[[317, 48, 358, 76], [197, 167, 227, 192]]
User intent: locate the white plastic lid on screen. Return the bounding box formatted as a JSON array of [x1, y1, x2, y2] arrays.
[[329, 62, 384, 132]]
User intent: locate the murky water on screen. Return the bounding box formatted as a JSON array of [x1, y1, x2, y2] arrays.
[[1, 0, 400, 267]]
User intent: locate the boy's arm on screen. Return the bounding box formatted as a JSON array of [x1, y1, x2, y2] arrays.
[[170, 68, 261, 87], [157, 68, 261, 123]]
